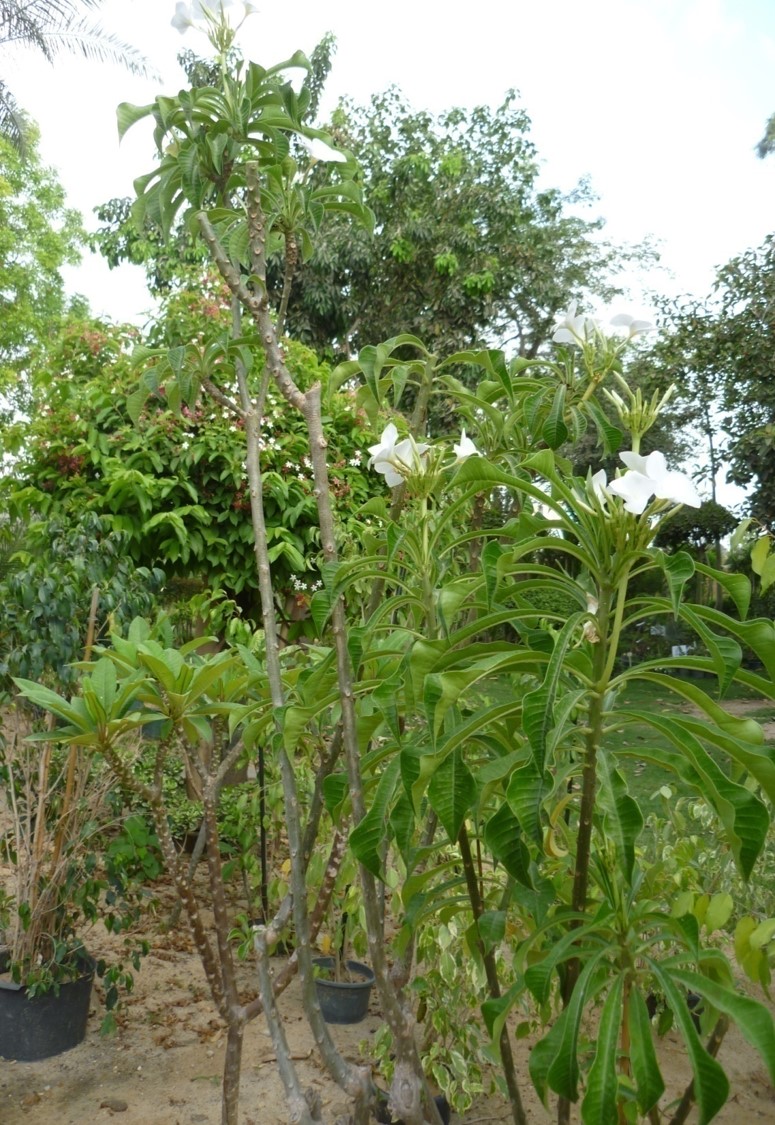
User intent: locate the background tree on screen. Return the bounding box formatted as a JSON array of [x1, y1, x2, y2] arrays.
[[0, 130, 84, 425], [645, 237, 775, 528], [93, 78, 655, 365], [0, 0, 154, 150], [269, 88, 654, 362]]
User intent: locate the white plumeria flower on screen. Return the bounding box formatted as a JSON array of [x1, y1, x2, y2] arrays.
[[171, 0, 236, 32], [367, 423, 430, 488], [607, 450, 702, 515], [610, 313, 654, 338], [300, 136, 348, 164], [453, 429, 479, 462], [171, 1, 195, 31], [553, 300, 598, 345]]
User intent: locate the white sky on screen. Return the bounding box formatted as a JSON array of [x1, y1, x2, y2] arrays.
[[3, 0, 774, 506]]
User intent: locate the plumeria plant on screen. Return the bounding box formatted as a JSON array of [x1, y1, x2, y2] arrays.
[[14, 6, 775, 1125]]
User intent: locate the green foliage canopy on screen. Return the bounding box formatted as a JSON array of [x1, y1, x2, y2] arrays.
[[2, 304, 377, 615], [647, 236, 775, 526], [269, 88, 651, 361], [0, 131, 84, 424]]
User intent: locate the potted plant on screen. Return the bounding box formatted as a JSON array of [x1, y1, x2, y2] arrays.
[[0, 703, 146, 1060], [313, 882, 375, 1024]]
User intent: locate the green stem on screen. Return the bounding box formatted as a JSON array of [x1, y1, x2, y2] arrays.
[[458, 825, 527, 1125]]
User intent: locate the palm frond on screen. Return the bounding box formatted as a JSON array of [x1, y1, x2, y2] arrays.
[[36, 18, 158, 78], [0, 2, 53, 60], [0, 79, 32, 154]]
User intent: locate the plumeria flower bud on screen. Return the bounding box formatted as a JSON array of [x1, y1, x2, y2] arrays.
[[582, 593, 600, 643], [367, 423, 430, 488], [607, 451, 701, 515], [589, 469, 610, 507], [610, 313, 654, 338], [453, 429, 479, 462]]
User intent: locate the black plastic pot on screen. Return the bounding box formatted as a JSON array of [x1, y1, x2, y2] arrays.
[[313, 957, 375, 1024], [0, 952, 94, 1061]]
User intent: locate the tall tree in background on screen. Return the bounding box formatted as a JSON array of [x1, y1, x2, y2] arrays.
[[0, 129, 84, 425], [644, 236, 775, 528], [92, 59, 655, 364], [0, 0, 154, 150], [269, 88, 653, 361]]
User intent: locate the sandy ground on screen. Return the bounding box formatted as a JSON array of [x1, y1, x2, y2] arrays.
[[1, 879, 774, 1125]]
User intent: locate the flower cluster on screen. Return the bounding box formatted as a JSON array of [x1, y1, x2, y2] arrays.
[[171, 0, 256, 33], [594, 451, 701, 515], [552, 302, 653, 346], [366, 424, 479, 489], [290, 576, 323, 594], [367, 424, 431, 488]]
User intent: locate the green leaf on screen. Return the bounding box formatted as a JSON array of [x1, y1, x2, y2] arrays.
[[657, 550, 695, 616], [542, 384, 568, 449], [524, 915, 603, 1006], [126, 386, 149, 425], [628, 986, 665, 1114], [680, 605, 742, 697], [12, 678, 83, 728], [670, 969, 775, 1086], [598, 762, 643, 884], [481, 540, 502, 608], [482, 979, 522, 1049], [547, 951, 607, 1100], [761, 552, 775, 593], [507, 759, 550, 844], [88, 656, 118, 712], [389, 793, 415, 855], [749, 917, 775, 951], [477, 910, 506, 954], [528, 1004, 571, 1105], [627, 671, 765, 744], [585, 398, 622, 457], [694, 563, 750, 620], [648, 961, 729, 1125], [423, 667, 493, 745], [729, 517, 754, 555], [117, 100, 154, 141], [581, 975, 623, 1125], [322, 772, 349, 819], [750, 535, 770, 576], [349, 758, 401, 877], [704, 893, 734, 934], [522, 613, 583, 773], [484, 803, 533, 887], [309, 587, 332, 635], [428, 747, 476, 842]]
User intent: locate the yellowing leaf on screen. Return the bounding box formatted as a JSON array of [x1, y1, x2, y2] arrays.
[[704, 893, 734, 934]]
